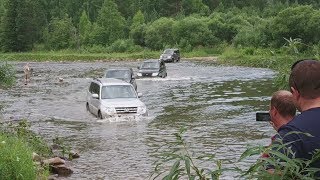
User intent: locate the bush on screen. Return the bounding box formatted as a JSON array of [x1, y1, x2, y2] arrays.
[[108, 39, 142, 53], [173, 16, 213, 47], [0, 62, 15, 88], [145, 17, 176, 50], [0, 134, 36, 180]]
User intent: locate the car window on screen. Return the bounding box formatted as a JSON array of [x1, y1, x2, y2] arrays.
[[105, 70, 131, 80], [93, 83, 100, 95], [101, 85, 136, 99], [164, 49, 173, 54], [89, 82, 94, 93], [141, 62, 159, 69]]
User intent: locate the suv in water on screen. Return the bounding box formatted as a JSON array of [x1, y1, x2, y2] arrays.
[[104, 68, 137, 90], [160, 49, 180, 63], [137, 59, 167, 78], [86, 78, 148, 119]]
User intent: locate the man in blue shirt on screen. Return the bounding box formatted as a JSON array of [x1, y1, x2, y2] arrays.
[[277, 60, 320, 170]]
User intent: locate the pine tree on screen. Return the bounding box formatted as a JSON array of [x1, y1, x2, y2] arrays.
[[96, 0, 126, 45], [79, 10, 92, 46]]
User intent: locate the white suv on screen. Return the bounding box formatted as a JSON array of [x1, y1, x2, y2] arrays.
[[86, 78, 147, 119]]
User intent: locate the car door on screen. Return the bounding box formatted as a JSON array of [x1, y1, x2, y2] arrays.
[[91, 82, 101, 115]]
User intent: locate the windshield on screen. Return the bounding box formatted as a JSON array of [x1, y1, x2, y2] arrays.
[[101, 85, 136, 99], [141, 62, 159, 69], [163, 49, 173, 54], [105, 70, 131, 81]]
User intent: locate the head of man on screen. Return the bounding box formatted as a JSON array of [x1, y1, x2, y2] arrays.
[[289, 59, 320, 111], [269, 90, 296, 131]]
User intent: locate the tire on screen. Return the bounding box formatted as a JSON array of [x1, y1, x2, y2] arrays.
[[172, 58, 174, 63], [98, 110, 103, 119]]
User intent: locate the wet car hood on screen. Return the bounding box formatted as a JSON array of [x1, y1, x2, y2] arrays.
[[138, 69, 159, 73], [101, 98, 145, 108]]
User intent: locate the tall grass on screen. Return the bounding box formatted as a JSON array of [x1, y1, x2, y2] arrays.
[[0, 62, 15, 88], [0, 134, 36, 180]]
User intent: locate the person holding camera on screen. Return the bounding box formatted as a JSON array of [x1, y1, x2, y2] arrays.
[[275, 59, 320, 170], [261, 90, 296, 158]]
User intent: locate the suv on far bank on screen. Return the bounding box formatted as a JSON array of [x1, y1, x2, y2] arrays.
[[86, 78, 148, 119], [160, 49, 180, 63]]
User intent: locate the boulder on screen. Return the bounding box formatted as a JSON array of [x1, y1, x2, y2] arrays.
[[50, 164, 73, 176], [69, 150, 80, 159], [43, 157, 65, 165]]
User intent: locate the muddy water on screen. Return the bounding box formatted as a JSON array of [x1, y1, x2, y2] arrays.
[[0, 60, 277, 179]]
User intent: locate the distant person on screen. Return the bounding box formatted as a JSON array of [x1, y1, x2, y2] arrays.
[[275, 59, 320, 172], [261, 90, 296, 158], [23, 63, 31, 85]]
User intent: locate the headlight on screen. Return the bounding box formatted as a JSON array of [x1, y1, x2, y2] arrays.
[[137, 106, 147, 114], [105, 107, 116, 115], [152, 73, 159, 76], [137, 73, 142, 76]]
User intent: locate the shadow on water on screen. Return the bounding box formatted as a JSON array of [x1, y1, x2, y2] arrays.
[[0, 60, 277, 179]]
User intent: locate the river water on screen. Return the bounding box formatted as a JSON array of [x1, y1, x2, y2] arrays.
[[0, 60, 277, 179]]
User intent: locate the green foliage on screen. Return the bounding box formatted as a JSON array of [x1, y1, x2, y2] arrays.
[[96, 0, 126, 45], [182, 0, 210, 16], [145, 17, 176, 50], [0, 134, 36, 180], [269, 5, 320, 47], [130, 10, 146, 46], [0, 62, 15, 88], [79, 10, 92, 46], [239, 133, 320, 179], [152, 127, 223, 179], [44, 15, 77, 50], [173, 16, 213, 48], [108, 39, 142, 53]]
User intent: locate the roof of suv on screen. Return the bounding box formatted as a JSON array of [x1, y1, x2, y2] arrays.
[[143, 59, 162, 63], [93, 78, 131, 86], [105, 67, 133, 71]]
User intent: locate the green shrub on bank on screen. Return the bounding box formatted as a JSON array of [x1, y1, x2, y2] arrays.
[[0, 62, 15, 88], [154, 129, 320, 179], [0, 134, 36, 180]]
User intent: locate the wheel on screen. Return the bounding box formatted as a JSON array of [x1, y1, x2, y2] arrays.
[[98, 110, 103, 119], [86, 103, 89, 111], [172, 58, 174, 62]]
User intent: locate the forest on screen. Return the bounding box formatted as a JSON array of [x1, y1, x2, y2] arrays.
[[0, 0, 320, 54]]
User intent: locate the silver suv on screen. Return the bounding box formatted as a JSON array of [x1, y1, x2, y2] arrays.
[[86, 78, 147, 119]]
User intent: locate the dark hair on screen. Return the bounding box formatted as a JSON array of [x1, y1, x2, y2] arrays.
[[289, 60, 320, 99], [271, 91, 296, 117]]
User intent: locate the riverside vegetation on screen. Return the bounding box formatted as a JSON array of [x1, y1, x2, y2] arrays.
[[1, 0, 320, 179]]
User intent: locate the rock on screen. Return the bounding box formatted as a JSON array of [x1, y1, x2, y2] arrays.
[[50, 144, 61, 150], [43, 157, 65, 165], [68, 150, 80, 159], [48, 174, 58, 180], [58, 77, 64, 82], [32, 152, 43, 162], [50, 164, 73, 176]]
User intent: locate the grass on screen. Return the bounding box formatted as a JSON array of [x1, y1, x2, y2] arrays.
[[0, 62, 15, 88], [0, 120, 52, 179], [0, 134, 37, 180]]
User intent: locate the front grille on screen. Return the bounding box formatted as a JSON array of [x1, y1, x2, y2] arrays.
[[142, 73, 152, 77], [115, 107, 137, 114]]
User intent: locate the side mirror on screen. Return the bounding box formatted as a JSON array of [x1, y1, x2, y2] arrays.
[[92, 94, 99, 99], [137, 92, 143, 98], [137, 66, 140, 69]]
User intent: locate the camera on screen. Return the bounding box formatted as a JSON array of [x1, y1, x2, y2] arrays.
[[256, 112, 271, 121]]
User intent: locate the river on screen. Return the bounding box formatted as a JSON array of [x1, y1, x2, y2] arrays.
[[0, 60, 277, 179]]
